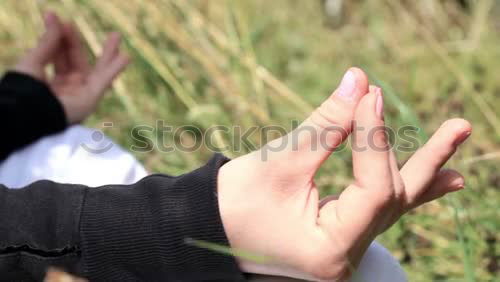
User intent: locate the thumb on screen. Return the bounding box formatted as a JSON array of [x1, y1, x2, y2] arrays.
[[262, 67, 369, 177]]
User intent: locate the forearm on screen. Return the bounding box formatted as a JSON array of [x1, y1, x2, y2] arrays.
[[0, 154, 244, 281], [0, 180, 86, 280]]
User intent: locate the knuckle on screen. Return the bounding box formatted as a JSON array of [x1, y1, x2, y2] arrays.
[[394, 184, 407, 204], [311, 101, 352, 131], [371, 186, 397, 209]]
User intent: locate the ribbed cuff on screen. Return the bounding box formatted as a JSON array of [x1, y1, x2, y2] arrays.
[[1, 71, 68, 134], [81, 154, 246, 281]]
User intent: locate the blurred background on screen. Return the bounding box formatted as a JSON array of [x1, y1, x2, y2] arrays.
[[0, 0, 498, 281]]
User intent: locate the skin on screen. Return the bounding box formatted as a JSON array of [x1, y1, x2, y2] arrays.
[[218, 68, 472, 281], [13, 12, 130, 124], [11, 12, 472, 282]]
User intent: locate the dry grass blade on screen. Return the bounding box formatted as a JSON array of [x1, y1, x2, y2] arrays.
[[172, 0, 314, 116], [388, 0, 500, 139]]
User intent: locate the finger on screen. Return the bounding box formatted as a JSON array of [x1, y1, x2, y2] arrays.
[[27, 11, 64, 64], [368, 85, 378, 93], [88, 53, 130, 96], [62, 22, 90, 73], [13, 12, 64, 79], [401, 118, 471, 206], [318, 195, 339, 209], [352, 88, 392, 190], [369, 85, 403, 188], [372, 88, 406, 197], [407, 169, 464, 209], [264, 68, 369, 176], [94, 32, 122, 71], [389, 150, 408, 205], [318, 89, 392, 240], [305, 67, 369, 151]]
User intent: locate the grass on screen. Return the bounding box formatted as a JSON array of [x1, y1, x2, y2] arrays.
[[0, 0, 499, 281]]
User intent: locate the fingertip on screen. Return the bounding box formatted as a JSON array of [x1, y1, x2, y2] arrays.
[[117, 53, 131, 65], [355, 86, 379, 118], [443, 118, 472, 132], [334, 67, 369, 104], [44, 11, 61, 28], [449, 177, 465, 191], [44, 11, 55, 23], [102, 32, 122, 53], [439, 169, 464, 186], [99, 53, 130, 82], [408, 168, 465, 208], [348, 67, 369, 94], [441, 118, 472, 146]]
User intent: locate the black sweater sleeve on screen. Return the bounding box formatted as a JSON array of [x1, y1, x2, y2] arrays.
[[0, 72, 68, 161], [0, 154, 245, 281]]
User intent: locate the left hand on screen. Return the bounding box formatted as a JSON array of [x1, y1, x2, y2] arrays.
[[14, 11, 130, 123]]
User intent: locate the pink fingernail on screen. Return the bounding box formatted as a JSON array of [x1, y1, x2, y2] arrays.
[[454, 131, 471, 146], [336, 70, 356, 101], [450, 177, 465, 190], [375, 88, 384, 119]]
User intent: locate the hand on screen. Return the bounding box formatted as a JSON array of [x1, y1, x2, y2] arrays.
[[217, 68, 472, 281], [13, 12, 130, 124]]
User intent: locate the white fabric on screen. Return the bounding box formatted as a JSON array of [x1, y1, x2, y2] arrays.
[[0, 126, 406, 281], [0, 125, 147, 187], [351, 241, 407, 282]]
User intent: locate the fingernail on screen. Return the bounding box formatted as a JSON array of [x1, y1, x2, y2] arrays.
[[336, 70, 357, 101], [375, 88, 384, 119], [450, 177, 465, 190], [454, 131, 471, 146]]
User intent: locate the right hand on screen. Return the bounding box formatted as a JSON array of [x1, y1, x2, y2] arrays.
[[14, 12, 130, 124], [217, 68, 471, 281]]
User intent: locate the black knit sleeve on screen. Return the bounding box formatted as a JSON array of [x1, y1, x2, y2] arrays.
[[0, 71, 68, 161], [0, 154, 245, 281]]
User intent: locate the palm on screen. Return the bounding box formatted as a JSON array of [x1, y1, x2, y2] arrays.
[[49, 71, 94, 120], [51, 72, 87, 97]]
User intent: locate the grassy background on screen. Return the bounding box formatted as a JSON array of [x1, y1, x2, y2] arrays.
[[0, 0, 499, 281]]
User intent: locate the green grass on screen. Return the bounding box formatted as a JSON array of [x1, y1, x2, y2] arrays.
[[1, 0, 499, 281]]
